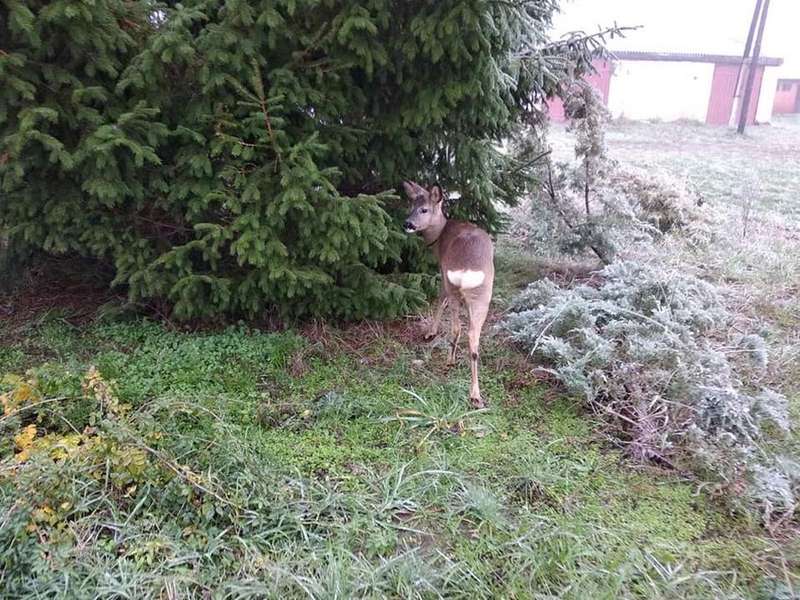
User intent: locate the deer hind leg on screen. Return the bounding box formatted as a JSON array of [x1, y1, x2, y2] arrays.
[[466, 291, 491, 408], [424, 293, 449, 341], [447, 295, 462, 366]]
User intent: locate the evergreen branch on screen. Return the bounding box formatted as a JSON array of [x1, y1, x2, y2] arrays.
[[293, 21, 333, 63], [132, 214, 191, 234], [539, 25, 640, 56], [543, 160, 610, 265], [585, 161, 590, 217], [510, 149, 552, 174], [249, 59, 281, 169]]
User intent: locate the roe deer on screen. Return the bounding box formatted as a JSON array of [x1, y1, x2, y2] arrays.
[[403, 181, 494, 408]]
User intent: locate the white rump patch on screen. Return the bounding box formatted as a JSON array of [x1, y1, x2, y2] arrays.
[[447, 269, 485, 290]]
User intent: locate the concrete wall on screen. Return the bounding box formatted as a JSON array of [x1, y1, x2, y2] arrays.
[[757, 68, 780, 122], [607, 60, 715, 122]]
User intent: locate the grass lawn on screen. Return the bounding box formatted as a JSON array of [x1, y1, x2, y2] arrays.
[[0, 292, 795, 597], [2, 119, 799, 597]]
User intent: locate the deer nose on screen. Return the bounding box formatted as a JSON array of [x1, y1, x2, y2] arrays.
[[404, 221, 415, 232]]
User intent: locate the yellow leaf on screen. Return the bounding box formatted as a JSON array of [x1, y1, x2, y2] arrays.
[[13, 381, 39, 405], [32, 505, 57, 525], [14, 424, 37, 462], [48, 433, 83, 461], [1, 376, 40, 415], [82, 366, 123, 415], [14, 424, 37, 451]]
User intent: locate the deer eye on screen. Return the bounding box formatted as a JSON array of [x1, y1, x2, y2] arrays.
[[420, 208, 428, 214]]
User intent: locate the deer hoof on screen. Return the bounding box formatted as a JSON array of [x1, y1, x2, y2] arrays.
[[470, 397, 486, 409]]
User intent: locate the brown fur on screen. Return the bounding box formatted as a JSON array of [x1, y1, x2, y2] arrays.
[[403, 181, 494, 407]]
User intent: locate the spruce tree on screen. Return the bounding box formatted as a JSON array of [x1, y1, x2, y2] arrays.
[[1, 1, 615, 320]]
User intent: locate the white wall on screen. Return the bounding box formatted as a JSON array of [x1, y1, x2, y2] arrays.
[[607, 61, 715, 122], [757, 67, 780, 122]]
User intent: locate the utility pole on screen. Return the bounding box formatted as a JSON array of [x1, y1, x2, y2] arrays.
[[732, 0, 764, 122], [737, 0, 771, 134]]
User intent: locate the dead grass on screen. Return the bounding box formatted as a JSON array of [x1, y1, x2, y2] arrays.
[[0, 257, 118, 337]]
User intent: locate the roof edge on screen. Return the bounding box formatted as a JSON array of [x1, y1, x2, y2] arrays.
[[611, 51, 783, 67]]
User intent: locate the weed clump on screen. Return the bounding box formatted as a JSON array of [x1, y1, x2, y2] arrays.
[[510, 83, 709, 263], [606, 165, 707, 235], [501, 260, 796, 523]]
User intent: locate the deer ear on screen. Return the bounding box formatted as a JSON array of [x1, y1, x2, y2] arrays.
[[403, 181, 422, 199], [430, 185, 443, 205]]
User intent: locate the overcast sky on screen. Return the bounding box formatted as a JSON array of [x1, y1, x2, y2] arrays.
[[551, 0, 800, 76]]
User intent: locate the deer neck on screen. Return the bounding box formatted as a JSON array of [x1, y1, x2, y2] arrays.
[[422, 218, 447, 253]]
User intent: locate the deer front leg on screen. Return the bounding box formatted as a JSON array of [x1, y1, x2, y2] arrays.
[[424, 294, 449, 341]]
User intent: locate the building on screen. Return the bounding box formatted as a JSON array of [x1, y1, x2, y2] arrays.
[[548, 51, 783, 126], [773, 79, 800, 115]]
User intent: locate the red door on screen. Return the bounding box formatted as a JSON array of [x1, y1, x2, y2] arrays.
[[707, 63, 764, 125], [706, 64, 738, 125]]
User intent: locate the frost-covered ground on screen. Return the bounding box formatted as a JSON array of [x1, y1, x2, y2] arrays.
[[551, 115, 800, 224], [546, 115, 800, 478]]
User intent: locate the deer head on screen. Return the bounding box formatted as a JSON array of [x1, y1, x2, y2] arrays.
[[402, 181, 445, 235]]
